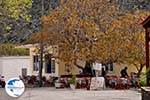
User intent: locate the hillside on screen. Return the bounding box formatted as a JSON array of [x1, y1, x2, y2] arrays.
[[0, 0, 150, 44]]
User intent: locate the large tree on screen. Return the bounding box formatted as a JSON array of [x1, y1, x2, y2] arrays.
[[43, 0, 106, 63], [96, 12, 150, 77], [33, 0, 150, 76], [41, 0, 125, 70]]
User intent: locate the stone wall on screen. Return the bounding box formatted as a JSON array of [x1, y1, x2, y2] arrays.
[[141, 87, 150, 100]]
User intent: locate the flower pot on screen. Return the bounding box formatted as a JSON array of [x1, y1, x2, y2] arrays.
[[55, 82, 62, 88], [70, 84, 76, 90]]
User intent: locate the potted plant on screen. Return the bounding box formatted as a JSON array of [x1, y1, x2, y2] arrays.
[[70, 74, 77, 90], [55, 78, 62, 88]]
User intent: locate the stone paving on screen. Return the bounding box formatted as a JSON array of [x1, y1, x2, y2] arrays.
[[0, 88, 141, 100]]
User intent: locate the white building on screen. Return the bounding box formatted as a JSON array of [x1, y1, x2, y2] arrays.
[[0, 56, 30, 81]]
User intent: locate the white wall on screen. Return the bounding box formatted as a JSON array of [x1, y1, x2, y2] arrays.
[[0, 56, 30, 81]]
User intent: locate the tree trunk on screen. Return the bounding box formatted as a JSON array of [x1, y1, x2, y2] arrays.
[[74, 59, 94, 76], [137, 64, 145, 77], [73, 58, 84, 71], [39, 0, 44, 87]]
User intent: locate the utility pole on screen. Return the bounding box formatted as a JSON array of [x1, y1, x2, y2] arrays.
[[39, 0, 44, 87]]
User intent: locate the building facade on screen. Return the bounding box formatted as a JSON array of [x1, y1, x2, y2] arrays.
[[18, 44, 146, 78], [29, 45, 81, 78]]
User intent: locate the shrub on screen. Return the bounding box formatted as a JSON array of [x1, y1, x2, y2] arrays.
[[140, 78, 146, 86], [140, 73, 146, 86], [70, 74, 77, 85]]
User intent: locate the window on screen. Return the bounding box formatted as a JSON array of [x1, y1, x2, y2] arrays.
[[51, 60, 55, 73], [105, 63, 114, 73], [45, 54, 51, 73], [33, 55, 39, 71], [45, 54, 55, 73]]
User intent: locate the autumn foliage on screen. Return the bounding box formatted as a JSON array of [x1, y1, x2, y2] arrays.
[[31, 0, 150, 75]]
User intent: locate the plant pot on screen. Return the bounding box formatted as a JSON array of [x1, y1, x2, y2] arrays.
[[55, 82, 62, 88], [70, 84, 76, 90]]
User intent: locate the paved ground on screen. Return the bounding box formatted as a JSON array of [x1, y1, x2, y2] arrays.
[[0, 88, 141, 100]]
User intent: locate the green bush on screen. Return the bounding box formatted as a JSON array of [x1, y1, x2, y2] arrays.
[[0, 44, 29, 56], [139, 68, 150, 86], [140, 73, 147, 86], [70, 74, 77, 85], [140, 77, 146, 86]]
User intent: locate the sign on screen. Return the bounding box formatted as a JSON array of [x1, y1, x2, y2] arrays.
[[93, 63, 102, 71], [90, 77, 105, 90], [5, 78, 25, 97]]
